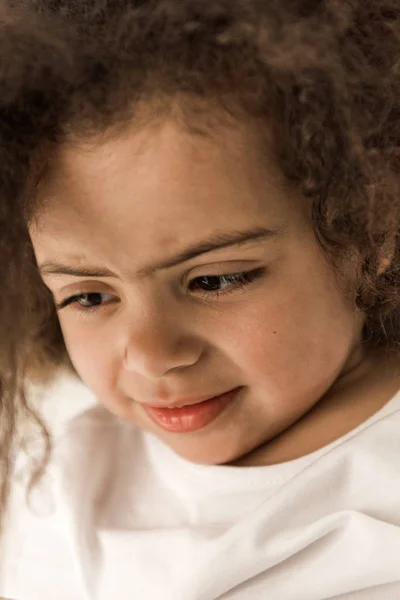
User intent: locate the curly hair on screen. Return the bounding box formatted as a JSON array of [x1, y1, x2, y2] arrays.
[[0, 0, 399, 529]]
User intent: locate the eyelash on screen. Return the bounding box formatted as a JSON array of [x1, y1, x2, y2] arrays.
[[56, 292, 115, 312], [56, 268, 266, 313], [188, 268, 265, 298]]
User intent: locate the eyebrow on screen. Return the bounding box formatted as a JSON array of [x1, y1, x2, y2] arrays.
[[39, 226, 283, 278]]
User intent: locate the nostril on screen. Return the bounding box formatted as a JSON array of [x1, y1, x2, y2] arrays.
[[123, 338, 203, 379]]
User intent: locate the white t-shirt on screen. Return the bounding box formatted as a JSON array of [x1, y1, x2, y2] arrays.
[[2, 375, 400, 600]]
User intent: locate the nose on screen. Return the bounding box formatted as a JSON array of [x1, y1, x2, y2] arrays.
[[122, 309, 203, 379]]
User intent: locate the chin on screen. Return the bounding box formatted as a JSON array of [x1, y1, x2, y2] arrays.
[[165, 437, 251, 466]]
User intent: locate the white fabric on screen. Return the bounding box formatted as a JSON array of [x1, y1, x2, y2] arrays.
[[2, 377, 400, 600]]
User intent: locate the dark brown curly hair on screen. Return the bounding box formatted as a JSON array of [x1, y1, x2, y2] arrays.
[[0, 0, 399, 530]]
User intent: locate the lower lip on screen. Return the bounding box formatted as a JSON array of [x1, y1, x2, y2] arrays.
[[143, 388, 241, 433]]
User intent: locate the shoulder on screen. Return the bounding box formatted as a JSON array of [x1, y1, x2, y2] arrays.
[[27, 368, 98, 437], [0, 373, 110, 599]]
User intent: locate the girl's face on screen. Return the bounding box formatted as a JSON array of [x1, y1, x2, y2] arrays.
[[31, 119, 362, 465]]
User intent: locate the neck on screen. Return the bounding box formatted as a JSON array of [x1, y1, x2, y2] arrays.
[[231, 346, 400, 467]]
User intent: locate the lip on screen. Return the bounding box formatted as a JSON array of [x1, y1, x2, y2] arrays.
[[142, 387, 242, 433], [144, 391, 231, 409]]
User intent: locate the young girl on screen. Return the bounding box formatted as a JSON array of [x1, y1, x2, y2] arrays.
[[1, 0, 400, 598]]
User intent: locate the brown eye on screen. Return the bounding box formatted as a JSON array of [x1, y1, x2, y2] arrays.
[[191, 276, 229, 291], [75, 293, 104, 307], [189, 268, 265, 295], [57, 292, 115, 310]]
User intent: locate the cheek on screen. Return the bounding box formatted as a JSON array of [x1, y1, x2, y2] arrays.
[[218, 276, 357, 397], [60, 319, 120, 399]]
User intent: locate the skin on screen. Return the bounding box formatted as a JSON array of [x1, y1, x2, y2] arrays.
[[30, 118, 399, 466]]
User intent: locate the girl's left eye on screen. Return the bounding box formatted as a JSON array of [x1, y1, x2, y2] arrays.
[[189, 268, 265, 297]]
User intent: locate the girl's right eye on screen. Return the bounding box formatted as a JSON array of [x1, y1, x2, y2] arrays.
[[56, 292, 115, 311]]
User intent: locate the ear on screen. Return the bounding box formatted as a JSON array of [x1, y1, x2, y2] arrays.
[[377, 234, 397, 276]]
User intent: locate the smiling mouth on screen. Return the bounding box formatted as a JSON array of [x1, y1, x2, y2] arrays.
[[142, 387, 243, 433]]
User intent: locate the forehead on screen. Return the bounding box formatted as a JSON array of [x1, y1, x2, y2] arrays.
[[32, 119, 300, 266]]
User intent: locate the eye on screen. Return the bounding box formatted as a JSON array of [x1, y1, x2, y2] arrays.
[[56, 292, 115, 311], [189, 268, 265, 297]]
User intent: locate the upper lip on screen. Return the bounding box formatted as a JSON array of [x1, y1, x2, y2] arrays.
[[143, 387, 240, 409]]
